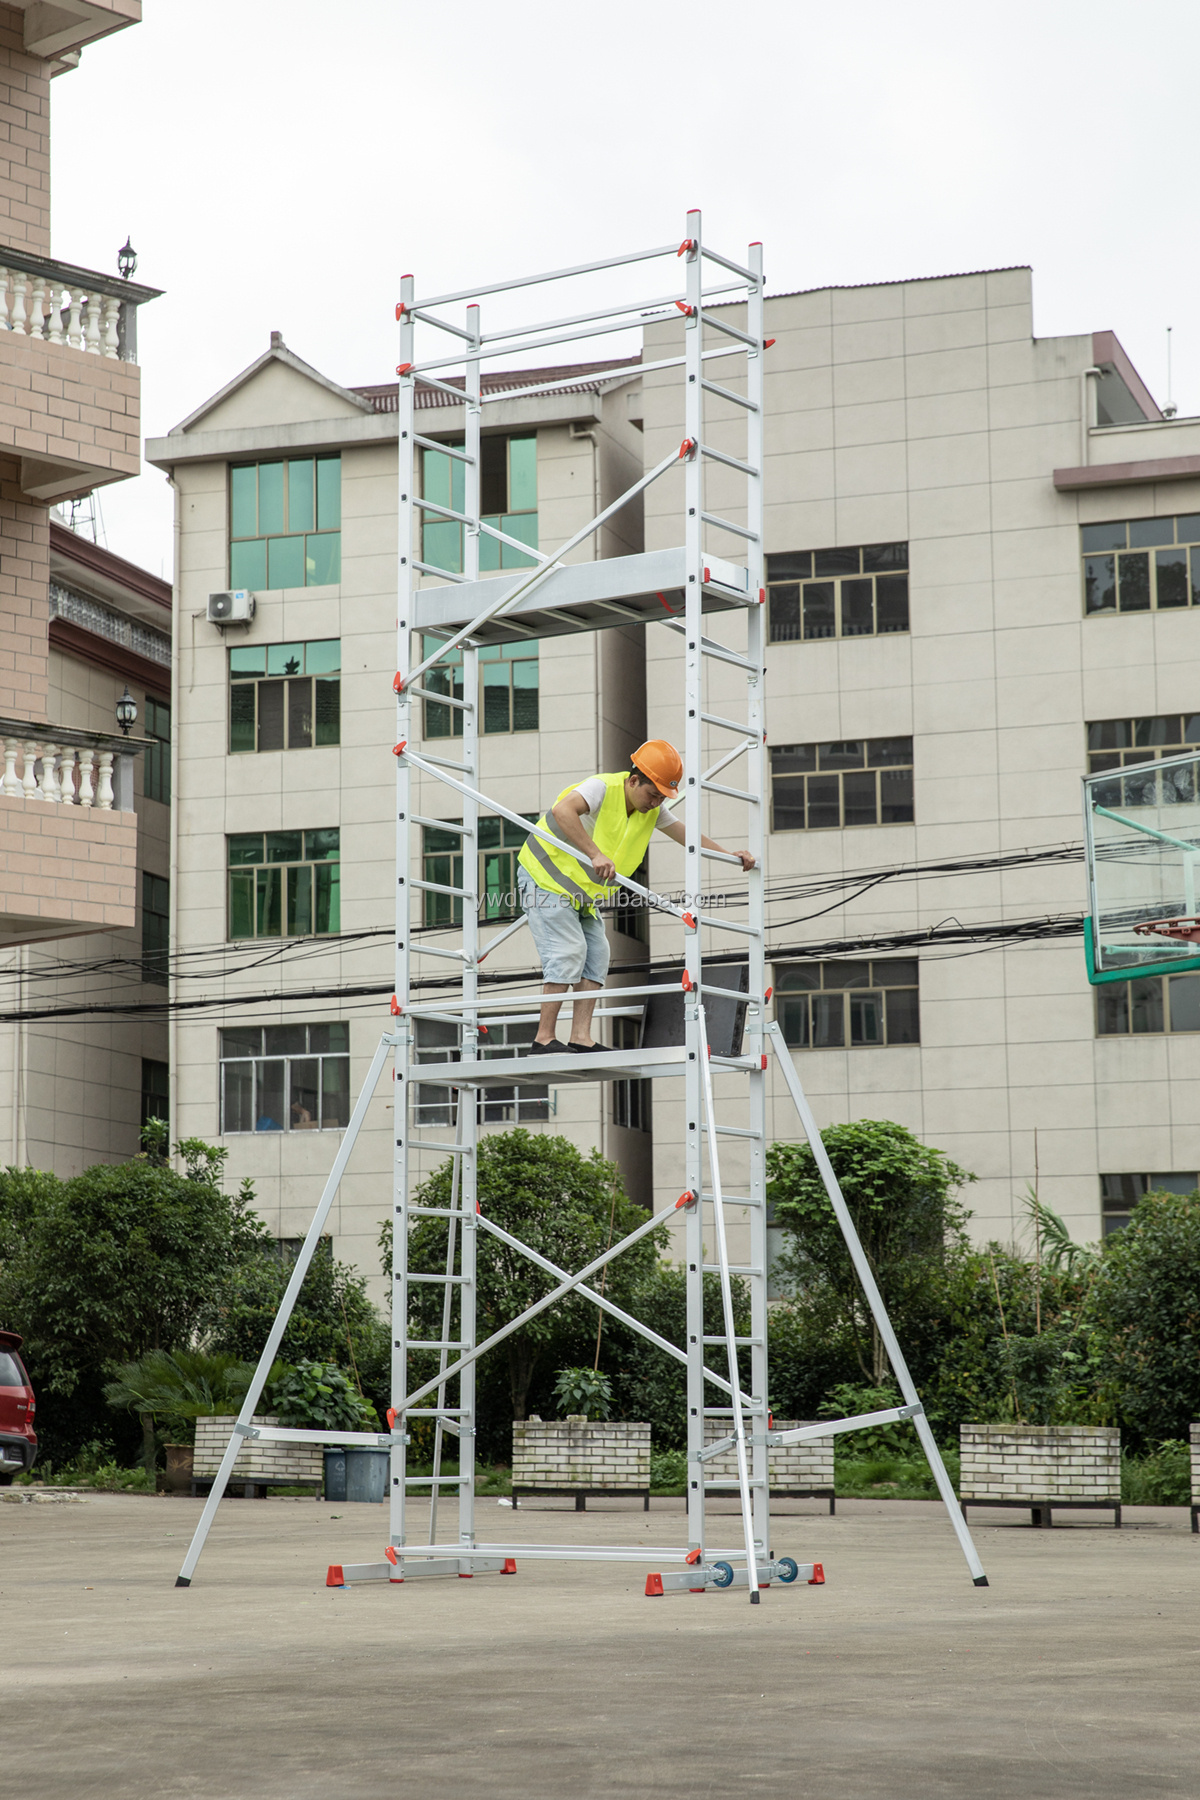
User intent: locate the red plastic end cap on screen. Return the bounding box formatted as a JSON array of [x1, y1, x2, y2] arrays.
[[478, 1023, 488, 1035], [685, 1547, 702, 1566], [764, 984, 773, 1002], [808, 1562, 825, 1586], [761, 1055, 768, 1071], [396, 362, 413, 375], [390, 996, 402, 1016], [764, 338, 776, 349], [703, 567, 711, 585], [645, 1573, 665, 1596], [457, 1572, 474, 1579], [326, 1564, 345, 1588], [393, 740, 408, 757], [393, 672, 405, 693], [501, 1558, 517, 1574], [759, 587, 766, 604], [384, 1545, 398, 1566]]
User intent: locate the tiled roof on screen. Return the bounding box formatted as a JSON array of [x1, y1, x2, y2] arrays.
[[351, 355, 642, 413]]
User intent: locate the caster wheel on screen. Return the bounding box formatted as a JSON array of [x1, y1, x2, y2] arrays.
[[776, 1556, 799, 1584], [710, 1559, 735, 1588]]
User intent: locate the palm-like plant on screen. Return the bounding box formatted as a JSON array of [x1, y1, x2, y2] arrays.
[[103, 1348, 263, 1471]]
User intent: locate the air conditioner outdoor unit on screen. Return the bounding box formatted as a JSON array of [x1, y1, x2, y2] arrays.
[[207, 589, 256, 624]]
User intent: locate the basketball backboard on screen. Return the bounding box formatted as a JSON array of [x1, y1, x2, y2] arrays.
[[1084, 749, 1200, 983]]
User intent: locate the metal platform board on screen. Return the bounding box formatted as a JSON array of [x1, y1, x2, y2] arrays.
[[431, 1045, 758, 1087], [411, 546, 755, 647]]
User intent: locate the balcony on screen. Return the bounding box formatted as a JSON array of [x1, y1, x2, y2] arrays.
[[0, 247, 162, 504], [0, 717, 142, 945]]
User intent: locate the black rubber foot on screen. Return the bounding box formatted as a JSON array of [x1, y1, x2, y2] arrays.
[[750, 1590, 761, 1603], [973, 1576, 989, 1587], [175, 1576, 191, 1588]]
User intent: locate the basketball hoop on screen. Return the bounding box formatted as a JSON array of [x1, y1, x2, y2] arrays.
[[1132, 917, 1200, 944]]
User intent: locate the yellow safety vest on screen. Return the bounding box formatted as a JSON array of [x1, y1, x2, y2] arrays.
[[518, 771, 658, 909]]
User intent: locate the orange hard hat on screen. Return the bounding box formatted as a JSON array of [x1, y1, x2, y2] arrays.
[[630, 738, 683, 800]]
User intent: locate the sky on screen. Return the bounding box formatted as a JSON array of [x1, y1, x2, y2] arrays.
[[47, 0, 1200, 578]]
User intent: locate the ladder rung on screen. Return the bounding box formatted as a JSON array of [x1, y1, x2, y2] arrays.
[[701, 377, 759, 413], [406, 1273, 467, 1284], [412, 877, 478, 900], [406, 1340, 472, 1351], [702, 711, 755, 736], [413, 559, 470, 585], [698, 914, 761, 939], [403, 1475, 470, 1486], [704, 1478, 769, 1489], [408, 684, 474, 712], [407, 1206, 461, 1218], [699, 442, 760, 478], [701, 1123, 763, 1140], [701, 1264, 760, 1275], [700, 779, 758, 804], [701, 510, 759, 544], [413, 433, 476, 463], [661, 620, 758, 672], [415, 751, 476, 774], [404, 1408, 469, 1416], [409, 1142, 469, 1155], [411, 814, 475, 837], [703, 1336, 763, 1347]]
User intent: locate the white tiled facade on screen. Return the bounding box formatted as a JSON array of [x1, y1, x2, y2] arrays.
[[156, 266, 1200, 1298]]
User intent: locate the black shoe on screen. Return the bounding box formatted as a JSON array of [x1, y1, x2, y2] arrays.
[[566, 1041, 621, 1054], [526, 1038, 567, 1056]]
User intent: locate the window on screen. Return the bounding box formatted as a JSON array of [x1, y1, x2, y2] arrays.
[[227, 829, 340, 940], [612, 854, 649, 944], [770, 738, 913, 830], [412, 1017, 550, 1127], [229, 641, 340, 753], [420, 434, 537, 576], [422, 816, 533, 926], [141, 870, 169, 985], [1096, 971, 1200, 1034], [143, 695, 170, 804], [140, 1057, 169, 1131], [775, 959, 920, 1048], [612, 1018, 651, 1131], [1082, 514, 1200, 615], [229, 456, 341, 590], [767, 544, 909, 644], [1086, 713, 1200, 807], [422, 637, 539, 738], [1100, 1171, 1198, 1235], [220, 1023, 350, 1133]]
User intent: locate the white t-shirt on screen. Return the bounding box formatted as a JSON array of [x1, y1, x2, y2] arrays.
[[572, 775, 677, 841]]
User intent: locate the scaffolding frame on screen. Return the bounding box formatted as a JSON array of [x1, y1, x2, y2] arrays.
[[175, 214, 987, 1600]]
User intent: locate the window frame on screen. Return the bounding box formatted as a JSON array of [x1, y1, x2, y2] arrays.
[[422, 815, 534, 926], [611, 1017, 652, 1131], [1096, 969, 1200, 1036], [412, 1017, 551, 1126], [1100, 1171, 1199, 1235], [218, 1023, 351, 1134], [770, 738, 914, 831], [420, 433, 538, 576], [226, 828, 341, 941], [767, 544, 909, 644], [228, 640, 341, 754], [143, 694, 170, 805], [422, 636, 539, 739], [141, 868, 169, 986], [1081, 514, 1200, 617], [774, 958, 920, 1049], [229, 456, 341, 591]]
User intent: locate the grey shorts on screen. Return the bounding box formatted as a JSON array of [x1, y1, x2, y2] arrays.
[[519, 869, 610, 985]]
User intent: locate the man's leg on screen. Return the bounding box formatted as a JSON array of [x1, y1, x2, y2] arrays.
[[568, 979, 601, 1047], [536, 984, 568, 1046]]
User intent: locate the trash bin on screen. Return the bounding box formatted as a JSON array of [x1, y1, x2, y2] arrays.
[[323, 1447, 348, 1503], [344, 1447, 389, 1504]]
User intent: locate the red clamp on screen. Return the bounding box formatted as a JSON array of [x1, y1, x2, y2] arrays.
[[393, 740, 407, 757], [396, 302, 407, 321], [682, 911, 696, 930], [478, 1023, 489, 1035], [678, 437, 697, 461], [396, 362, 413, 375], [674, 1190, 697, 1210], [393, 672, 405, 694], [677, 238, 696, 257], [764, 338, 776, 349], [685, 1547, 702, 1565], [675, 299, 695, 317], [390, 997, 402, 1016], [386, 1408, 397, 1429], [764, 984, 773, 1003], [384, 1546, 398, 1566], [681, 970, 694, 992]]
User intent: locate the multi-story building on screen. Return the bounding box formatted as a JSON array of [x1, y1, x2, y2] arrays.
[[0, 1, 166, 1172], [158, 259, 1200, 1298]]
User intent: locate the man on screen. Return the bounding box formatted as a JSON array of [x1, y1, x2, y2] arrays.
[[516, 738, 756, 1055]]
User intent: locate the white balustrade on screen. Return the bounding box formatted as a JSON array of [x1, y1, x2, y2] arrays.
[[0, 265, 129, 359], [0, 735, 123, 810]]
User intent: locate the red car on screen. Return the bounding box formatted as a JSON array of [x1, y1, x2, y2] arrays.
[[0, 1329, 37, 1483]]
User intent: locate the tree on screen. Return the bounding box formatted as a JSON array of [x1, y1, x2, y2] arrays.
[[0, 1132, 269, 1466], [767, 1119, 973, 1385], [1087, 1189, 1200, 1448], [381, 1130, 668, 1424]]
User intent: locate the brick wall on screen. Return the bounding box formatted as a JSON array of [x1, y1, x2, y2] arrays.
[[0, 791, 136, 933], [512, 1418, 651, 1489], [959, 1424, 1119, 1502], [0, 333, 141, 488], [193, 1416, 323, 1485], [0, 452, 48, 716], [0, 6, 50, 258], [703, 1419, 834, 1490]]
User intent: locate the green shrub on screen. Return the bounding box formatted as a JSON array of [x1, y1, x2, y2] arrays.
[[650, 1448, 688, 1494], [266, 1360, 378, 1433], [1120, 1439, 1190, 1506], [552, 1367, 613, 1420]]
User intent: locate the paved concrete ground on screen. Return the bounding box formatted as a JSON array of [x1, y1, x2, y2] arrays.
[[4, 1490, 1199, 1799]]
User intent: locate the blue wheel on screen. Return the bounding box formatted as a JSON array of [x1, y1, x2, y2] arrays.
[[710, 1559, 735, 1588], [776, 1556, 799, 1584]]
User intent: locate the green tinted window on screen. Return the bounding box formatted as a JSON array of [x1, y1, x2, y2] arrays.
[[230, 458, 341, 589], [227, 829, 340, 940], [228, 640, 341, 755], [288, 460, 315, 533]]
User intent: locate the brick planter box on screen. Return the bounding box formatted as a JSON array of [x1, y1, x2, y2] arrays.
[[959, 1423, 1121, 1528], [1190, 1425, 1200, 1533], [511, 1417, 650, 1511], [192, 1415, 323, 1499], [704, 1419, 836, 1513]]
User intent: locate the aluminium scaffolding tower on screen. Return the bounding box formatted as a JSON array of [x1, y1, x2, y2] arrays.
[[176, 214, 987, 1601]]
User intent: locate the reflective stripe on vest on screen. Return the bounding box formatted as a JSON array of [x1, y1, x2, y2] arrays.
[[517, 772, 658, 908]]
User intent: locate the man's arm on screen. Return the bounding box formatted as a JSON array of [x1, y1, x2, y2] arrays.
[[551, 791, 615, 881], [659, 816, 756, 872]]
